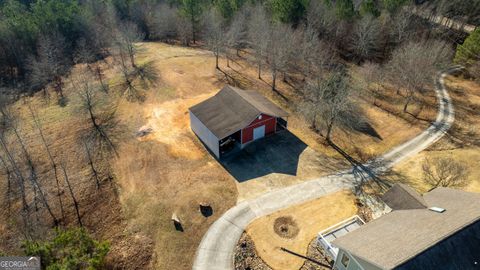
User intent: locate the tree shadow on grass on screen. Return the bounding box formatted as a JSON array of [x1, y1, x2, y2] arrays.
[[355, 122, 383, 140], [329, 140, 399, 192]]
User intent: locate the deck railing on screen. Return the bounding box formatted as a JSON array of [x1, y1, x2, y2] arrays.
[[317, 215, 365, 260]]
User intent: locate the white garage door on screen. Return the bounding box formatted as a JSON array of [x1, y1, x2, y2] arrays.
[[253, 125, 265, 140]]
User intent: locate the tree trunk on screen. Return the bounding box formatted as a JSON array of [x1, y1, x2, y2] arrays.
[[191, 12, 196, 44], [30, 106, 65, 223], [403, 95, 412, 113], [96, 65, 108, 93], [258, 62, 262, 79], [0, 155, 12, 211], [326, 121, 334, 141], [60, 162, 82, 227], [130, 51, 136, 68], [272, 69, 277, 91], [28, 165, 58, 226], [215, 51, 219, 69], [84, 142, 101, 189], [0, 136, 28, 213], [0, 136, 30, 232], [86, 97, 118, 156]]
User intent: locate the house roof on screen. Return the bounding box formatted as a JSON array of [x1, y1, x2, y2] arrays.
[[332, 187, 480, 269], [381, 183, 428, 210], [188, 85, 288, 139]]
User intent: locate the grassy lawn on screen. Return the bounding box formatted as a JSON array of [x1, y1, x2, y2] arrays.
[[393, 76, 480, 193], [0, 41, 449, 269], [246, 190, 357, 270]]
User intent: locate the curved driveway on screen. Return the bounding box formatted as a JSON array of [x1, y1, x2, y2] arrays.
[[192, 67, 461, 270]]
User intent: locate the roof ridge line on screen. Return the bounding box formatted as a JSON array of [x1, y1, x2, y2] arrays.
[[226, 85, 263, 115], [405, 187, 428, 208]]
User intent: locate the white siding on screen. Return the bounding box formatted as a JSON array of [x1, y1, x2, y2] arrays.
[[334, 250, 364, 270], [189, 111, 220, 158], [334, 249, 382, 270]]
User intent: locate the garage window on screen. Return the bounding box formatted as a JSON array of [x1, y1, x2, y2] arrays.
[[341, 253, 350, 268]]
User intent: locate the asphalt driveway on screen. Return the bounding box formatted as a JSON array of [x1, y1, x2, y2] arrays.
[[220, 131, 308, 182]]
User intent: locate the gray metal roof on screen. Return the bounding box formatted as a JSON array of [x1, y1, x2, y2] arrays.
[[189, 85, 288, 139], [332, 188, 480, 269]]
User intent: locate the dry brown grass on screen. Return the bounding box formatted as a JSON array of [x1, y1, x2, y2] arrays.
[[219, 52, 438, 163], [205, 50, 438, 200], [112, 43, 238, 269], [246, 190, 357, 270], [0, 41, 448, 270], [0, 58, 156, 268], [0, 43, 237, 270], [393, 76, 480, 193]]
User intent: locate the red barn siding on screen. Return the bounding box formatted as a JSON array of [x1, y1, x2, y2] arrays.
[[241, 114, 276, 144]]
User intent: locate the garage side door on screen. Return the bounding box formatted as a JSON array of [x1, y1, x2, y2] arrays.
[[253, 125, 265, 140]]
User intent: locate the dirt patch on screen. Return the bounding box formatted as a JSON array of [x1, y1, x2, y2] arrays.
[[273, 216, 300, 239], [138, 93, 215, 160]]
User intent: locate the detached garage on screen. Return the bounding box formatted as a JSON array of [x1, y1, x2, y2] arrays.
[[189, 85, 289, 158]]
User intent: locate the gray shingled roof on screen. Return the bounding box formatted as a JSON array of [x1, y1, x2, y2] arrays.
[[188, 85, 288, 139], [382, 183, 428, 210], [332, 188, 480, 269]]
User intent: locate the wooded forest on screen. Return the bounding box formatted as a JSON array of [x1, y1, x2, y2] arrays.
[[0, 0, 479, 269]]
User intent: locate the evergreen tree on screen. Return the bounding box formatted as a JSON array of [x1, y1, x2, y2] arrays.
[[455, 28, 480, 66], [23, 228, 109, 270], [334, 0, 355, 19], [382, 0, 409, 14], [360, 0, 380, 17], [179, 0, 206, 43], [269, 0, 307, 24]]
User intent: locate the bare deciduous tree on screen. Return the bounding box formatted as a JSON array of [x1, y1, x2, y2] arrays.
[[113, 22, 145, 69], [11, 115, 58, 226], [74, 38, 110, 93], [29, 105, 65, 223], [350, 15, 382, 61], [301, 69, 360, 141], [389, 10, 413, 45], [147, 4, 179, 42], [306, 0, 337, 38], [27, 32, 69, 100], [422, 157, 470, 189], [266, 23, 295, 91], [204, 10, 225, 69], [248, 6, 270, 79], [385, 40, 453, 112], [59, 161, 82, 227], [357, 62, 386, 108], [176, 16, 193, 46], [75, 75, 119, 157], [225, 7, 248, 63], [295, 25, 334, 81], [0, 153, 13, 210], [84, 141, 101, 189]]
